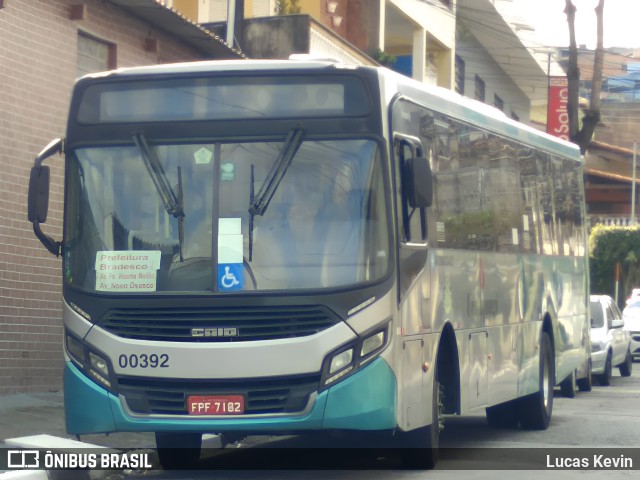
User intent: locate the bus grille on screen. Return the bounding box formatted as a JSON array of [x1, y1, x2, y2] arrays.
[[117, 374, 320, 415], [101, 305, 340, 342]]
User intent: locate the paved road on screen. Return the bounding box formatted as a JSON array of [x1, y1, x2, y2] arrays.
[[3, 365, 639, 479], [118, 365, 640, 478]]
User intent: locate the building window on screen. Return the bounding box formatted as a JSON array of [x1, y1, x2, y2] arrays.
[[494, 94, 504, 111], [455, 55, 465, 95], [474, 74, 485, 102], [77, 32, 116, 78]]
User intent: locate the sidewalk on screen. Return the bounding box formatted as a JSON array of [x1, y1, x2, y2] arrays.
[[0, 391, 160, 479], [0, 391, 155, 450]]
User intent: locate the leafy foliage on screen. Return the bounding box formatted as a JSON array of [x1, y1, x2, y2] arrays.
[[276, 0, 301, 15], [373, 49, 397, 67], [589, 224, 640, 303]]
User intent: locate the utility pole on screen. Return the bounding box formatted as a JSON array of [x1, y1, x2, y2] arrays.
[[226, 0, 236, 48], [633, 140, 638, 225]]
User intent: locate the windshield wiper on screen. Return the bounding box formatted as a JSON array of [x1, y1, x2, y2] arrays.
[[132, 132, 185, 261], [248, 127, 304, 217], [248, 127, 303, 263]]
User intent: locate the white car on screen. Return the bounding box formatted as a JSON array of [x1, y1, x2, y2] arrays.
[[622, 300, 640, 361], [589, 295, 633, 385]]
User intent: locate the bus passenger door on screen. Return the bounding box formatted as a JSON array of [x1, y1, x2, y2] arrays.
[[468, 332, 488, 408]]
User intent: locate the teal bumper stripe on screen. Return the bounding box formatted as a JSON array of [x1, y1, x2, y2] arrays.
[[323, 357, 397, 430], [64, 361, 117, 434], [63, 357, 396, 435]]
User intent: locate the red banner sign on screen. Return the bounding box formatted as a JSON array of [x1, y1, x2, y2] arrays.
[[547, 76, 569, 141]]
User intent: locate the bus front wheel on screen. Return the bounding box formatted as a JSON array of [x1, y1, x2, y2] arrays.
[[400, 375, 442, 469], [155, 432, 202, 470]]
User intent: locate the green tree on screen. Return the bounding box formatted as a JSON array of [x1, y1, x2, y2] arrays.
[[589, 224, 640, 305], [373, 49, 397, 67], [276, 0, 301, 15]]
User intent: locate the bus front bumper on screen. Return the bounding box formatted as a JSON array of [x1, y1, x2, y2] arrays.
[[63, 358, 397, 435]]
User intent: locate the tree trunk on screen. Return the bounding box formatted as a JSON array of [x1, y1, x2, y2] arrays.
[[564, 0, 580, 142], [565, 0, 605, 155]]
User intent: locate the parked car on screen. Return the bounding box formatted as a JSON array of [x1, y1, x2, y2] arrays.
[[626, 288, 640, 305], [589, 295, 633, 385], [622, 300, 640, 361]]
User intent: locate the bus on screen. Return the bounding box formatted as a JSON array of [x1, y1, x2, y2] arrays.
[[27, 59, 590, 469]]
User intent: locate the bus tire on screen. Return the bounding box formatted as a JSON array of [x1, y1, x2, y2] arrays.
[[155, 432, 202, 470], [400, 375, 442, 469], [559, 370, 576, 398], [519, 332, 553, 430]]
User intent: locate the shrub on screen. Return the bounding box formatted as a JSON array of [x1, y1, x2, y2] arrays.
[[589, 224, 640, 305]]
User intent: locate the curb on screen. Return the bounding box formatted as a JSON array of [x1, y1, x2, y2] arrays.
[[0, 472, 49, 480]]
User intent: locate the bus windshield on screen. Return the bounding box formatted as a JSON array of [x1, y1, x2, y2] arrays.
[[64, 138, 389, 293]]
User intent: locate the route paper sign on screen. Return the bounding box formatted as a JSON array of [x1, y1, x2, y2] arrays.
[[95, 251, 161, 292], [218, 218, 243, 291]]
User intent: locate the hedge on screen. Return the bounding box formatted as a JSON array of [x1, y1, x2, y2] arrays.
[[589, 224, 640, 306]]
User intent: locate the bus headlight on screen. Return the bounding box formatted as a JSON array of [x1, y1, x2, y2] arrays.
[[361, 331, 385, 358], [321, 325, 389, 388], [326, 348, 354, 385], [89, 352, 112, 388], [66, 334, 86, 365]]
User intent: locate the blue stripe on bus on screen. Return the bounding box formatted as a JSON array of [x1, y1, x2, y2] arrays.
[[63, 358, 397, 435], [322, 357, 396, 430]]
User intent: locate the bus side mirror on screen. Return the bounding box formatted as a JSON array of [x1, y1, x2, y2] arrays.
[[28, 165, 50, 223], [405, 156, 433, 208], [28, 138, 64, 256]]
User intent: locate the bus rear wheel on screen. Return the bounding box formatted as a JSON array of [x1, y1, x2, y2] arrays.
[[155, 432, 202, 470], [519, 332, 553, 430]]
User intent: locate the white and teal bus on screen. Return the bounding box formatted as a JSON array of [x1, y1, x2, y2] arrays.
[[28, 59, 590, 469]]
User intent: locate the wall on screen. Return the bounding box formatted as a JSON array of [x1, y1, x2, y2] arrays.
[[0, 0, 204, 395], [596, 104, 640, 151], [456, 30, 531, 123]]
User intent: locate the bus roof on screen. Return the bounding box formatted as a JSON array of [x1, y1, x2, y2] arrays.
[[375, 66, 582, 161], [79, 58, 354, 79], [79, 59, 581, 161]]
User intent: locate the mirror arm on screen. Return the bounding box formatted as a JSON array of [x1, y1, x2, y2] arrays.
[[32, 224, 62, 257], [35, 138, 64, 166]]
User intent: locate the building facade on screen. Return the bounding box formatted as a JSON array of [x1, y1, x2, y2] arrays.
[[0, 0, 238, 395], [165, 0, 457, 88]]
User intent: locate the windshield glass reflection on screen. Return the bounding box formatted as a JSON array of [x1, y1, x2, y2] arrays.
[[65, 139, 389, 293]]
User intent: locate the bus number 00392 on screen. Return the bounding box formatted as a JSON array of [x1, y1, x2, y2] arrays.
[[118, 353, 169, 368]]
